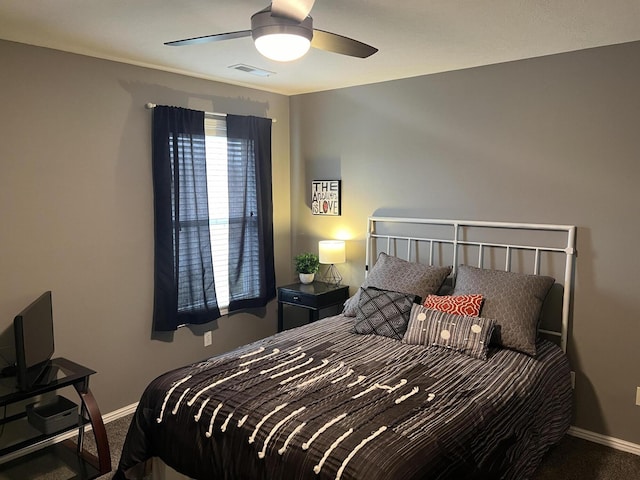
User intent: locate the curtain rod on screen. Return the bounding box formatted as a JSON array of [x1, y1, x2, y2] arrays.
[[144, 103, 276, 123]]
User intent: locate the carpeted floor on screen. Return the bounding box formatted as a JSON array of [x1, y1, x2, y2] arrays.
[[12, 414, 640, 479], [531, 434, 640, 480]]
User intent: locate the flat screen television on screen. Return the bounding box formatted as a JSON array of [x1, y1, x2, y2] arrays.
[[12, 291, 55, 390]]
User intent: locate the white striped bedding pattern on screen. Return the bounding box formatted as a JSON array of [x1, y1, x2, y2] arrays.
[[116, 314, 572, 480]]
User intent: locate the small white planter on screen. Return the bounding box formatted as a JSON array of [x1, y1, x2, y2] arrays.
[[299, 273, 315, 284]]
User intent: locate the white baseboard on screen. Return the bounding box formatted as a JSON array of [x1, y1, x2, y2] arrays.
[[101, 408, 639, 459], [102, 411, 636, 458], [102, 401, 139, 423], [568, 426, 640, 456]]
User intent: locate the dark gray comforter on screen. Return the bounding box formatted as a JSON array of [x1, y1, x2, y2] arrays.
[[115, 314, 572, 480]]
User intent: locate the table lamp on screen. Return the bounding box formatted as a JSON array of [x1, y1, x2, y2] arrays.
[[318, 240, 346, 285]]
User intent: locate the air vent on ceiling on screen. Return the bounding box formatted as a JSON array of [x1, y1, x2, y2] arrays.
[[228, 64, 274, 77]]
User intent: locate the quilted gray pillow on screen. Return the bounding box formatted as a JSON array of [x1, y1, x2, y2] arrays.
[[452, 265, 555, 356], [403, 304, 496, 360], [352, 287, 418, 340], [343, 252, 452, 316]]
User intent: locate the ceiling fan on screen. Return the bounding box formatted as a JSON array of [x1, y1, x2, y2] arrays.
[[165, 0, 378, 62]]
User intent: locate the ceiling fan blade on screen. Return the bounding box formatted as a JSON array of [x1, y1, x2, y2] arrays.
[[271, 0, 316, 22], [165, 30, 252, 47], [311, 29, 378, 58]]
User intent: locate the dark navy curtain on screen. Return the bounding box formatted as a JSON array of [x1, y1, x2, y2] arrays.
[[226, 115, 276, 311], [152, 106, 220, 331]]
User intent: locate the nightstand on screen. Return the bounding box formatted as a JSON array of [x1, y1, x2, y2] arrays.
[[277, 282, 350, 332]]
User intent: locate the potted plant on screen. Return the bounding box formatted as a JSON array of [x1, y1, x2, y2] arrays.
[[294, 252, 320, 284]]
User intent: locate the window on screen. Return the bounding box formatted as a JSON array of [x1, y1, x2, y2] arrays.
[[205, 117, 231, 311], [151, 106, 276, 332]]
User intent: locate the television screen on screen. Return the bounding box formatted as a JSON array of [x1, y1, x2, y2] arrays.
[[13, 291, 55, 390]]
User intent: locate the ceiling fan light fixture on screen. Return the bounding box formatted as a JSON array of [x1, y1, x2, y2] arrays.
[[251, 9, 313, 62], [254, 33, 310, 62], [166, 3, 378, 60]]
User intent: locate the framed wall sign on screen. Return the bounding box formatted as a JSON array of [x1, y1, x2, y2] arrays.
[[311, 180, 341, 216]]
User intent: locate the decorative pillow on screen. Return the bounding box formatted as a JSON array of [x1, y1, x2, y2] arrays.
[[352, 287, 419, 340], [452, 265, 555, 356], [403, 304, 496, 360], [343, 252, 452, 316], [424, 294, 484, 317]]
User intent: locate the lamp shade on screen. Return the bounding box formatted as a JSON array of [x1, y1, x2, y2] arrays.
[[318, 240, 346, 264]]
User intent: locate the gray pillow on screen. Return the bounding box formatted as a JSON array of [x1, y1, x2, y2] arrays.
[[452, 265, 555, 356], [403, 304, 496, 360], [352, 286, 418, 340], [343, 252, 452, 316]]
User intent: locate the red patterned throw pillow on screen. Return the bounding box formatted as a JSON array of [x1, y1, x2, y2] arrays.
[[424, 294, 483, 317]]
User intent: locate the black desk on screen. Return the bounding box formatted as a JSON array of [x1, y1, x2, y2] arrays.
[[277, 282, 350, 332], [0, 357, 111, 479]]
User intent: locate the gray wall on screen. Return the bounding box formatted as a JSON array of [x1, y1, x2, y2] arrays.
[[290, 42, 640, 444], [0, 40, 289, 413], [1, 36, 638, 448]]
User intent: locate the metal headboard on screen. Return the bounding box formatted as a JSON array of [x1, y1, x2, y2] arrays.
[[365, 217, 576, 352]]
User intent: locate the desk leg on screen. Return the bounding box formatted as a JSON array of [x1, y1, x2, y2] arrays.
[[73, 384, 112, 475], [278, 301, 284, 332]]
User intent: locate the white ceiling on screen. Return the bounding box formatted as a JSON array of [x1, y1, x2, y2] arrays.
[[1, 0, 640, 96]]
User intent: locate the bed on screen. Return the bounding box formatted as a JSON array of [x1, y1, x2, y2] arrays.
[[114, 216, 576, 480]]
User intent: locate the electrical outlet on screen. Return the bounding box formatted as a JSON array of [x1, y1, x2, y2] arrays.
[[636, 387, 640, 406], [570, 371, 575, 389], [204, 331, 212, 347]]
